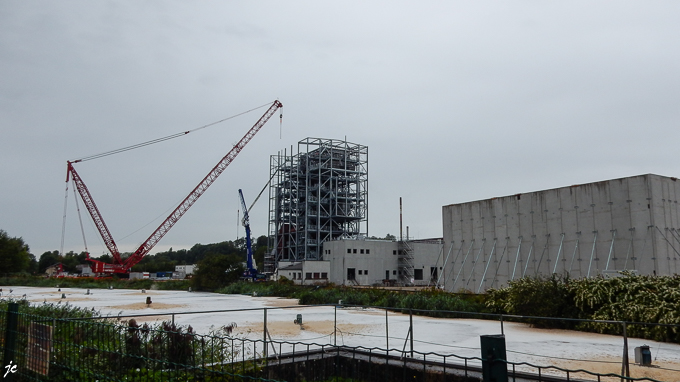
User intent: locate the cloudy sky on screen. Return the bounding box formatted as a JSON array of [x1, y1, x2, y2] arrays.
[[2, 1, 679, 258]]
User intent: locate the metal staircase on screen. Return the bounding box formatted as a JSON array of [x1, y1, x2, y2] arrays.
[[398, 240, 415, 285]]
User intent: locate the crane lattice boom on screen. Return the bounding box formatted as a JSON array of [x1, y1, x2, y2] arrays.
[[67, 100, 283, 273]]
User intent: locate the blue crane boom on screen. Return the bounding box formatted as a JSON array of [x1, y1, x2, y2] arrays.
[[238, 189, 258, 279]]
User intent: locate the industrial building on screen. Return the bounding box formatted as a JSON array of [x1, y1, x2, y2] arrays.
[[441, 174, 680, 293], [265, 139, 678, 291], [277, 238, 444, 286], [266, 137, 444, 287], [266, 138, 368, 271]]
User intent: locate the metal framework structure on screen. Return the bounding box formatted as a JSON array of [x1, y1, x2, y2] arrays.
[[266, 138, 367, 272]]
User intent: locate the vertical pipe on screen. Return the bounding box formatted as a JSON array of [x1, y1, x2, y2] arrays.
[[409, 309, 414, 358], [263, 308, 268, 359], [400, 197, 403, 242], [385, 309, 389, 355]]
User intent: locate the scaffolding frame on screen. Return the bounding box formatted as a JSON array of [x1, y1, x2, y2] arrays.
[[266, 138, 368, 273]]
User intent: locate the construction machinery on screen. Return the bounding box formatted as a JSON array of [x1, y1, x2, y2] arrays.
[[65, 100, 283, 274], [238, 189, 265, 281]]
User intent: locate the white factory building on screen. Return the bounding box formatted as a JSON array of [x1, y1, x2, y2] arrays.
[[278, 238, 444, 287]]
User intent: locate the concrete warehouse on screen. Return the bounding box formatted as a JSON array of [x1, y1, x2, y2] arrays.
[[442, 174, 680, 292]]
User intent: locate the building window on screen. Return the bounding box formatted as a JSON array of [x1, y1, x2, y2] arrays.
[[393, 250, 397, 255], [414, 269, 423, 280], [314, 272, 320, 279], [353, 249, 357, 254], [306, 272, 312, 280], [360, 249, 365, 254], [321, 272, 327, 279], [366, 249, 370, 254], [292, 273, 296, 280], [358, 270, 363, 275], [298, 272, 302, 279], [393, 270, 396, 275], [347, 249, 351, 254], [364, 270, 368, 275]]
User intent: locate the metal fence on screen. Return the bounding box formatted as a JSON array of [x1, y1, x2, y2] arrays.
[[2, 301, 679, 382]]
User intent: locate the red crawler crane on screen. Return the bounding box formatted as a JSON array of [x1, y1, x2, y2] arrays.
[[66, 100, 283, 274]]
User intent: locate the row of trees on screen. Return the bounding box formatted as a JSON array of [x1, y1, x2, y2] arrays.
[[0, 230, 37, 274], [1, 228, 268, 291]]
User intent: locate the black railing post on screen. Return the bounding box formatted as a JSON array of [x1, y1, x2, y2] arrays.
[[3, 303, 19, 382]]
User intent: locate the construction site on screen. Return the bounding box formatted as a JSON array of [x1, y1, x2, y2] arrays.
[[60, 100, 680, 292]]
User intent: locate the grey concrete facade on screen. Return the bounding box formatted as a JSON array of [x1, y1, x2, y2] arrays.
[[323, 238, 443, 286], [442, 174, 680, 293]]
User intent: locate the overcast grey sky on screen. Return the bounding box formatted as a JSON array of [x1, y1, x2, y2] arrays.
[[2, 1, 679, 258]]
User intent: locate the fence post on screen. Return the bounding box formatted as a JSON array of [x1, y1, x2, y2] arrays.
[[409, 309, 414, 358], [621, 322, 630, 377], [385, 308, 389, 355], [3, 303, 19, 382], [263, 308, 268, 360], [480, 334, 508, 382]]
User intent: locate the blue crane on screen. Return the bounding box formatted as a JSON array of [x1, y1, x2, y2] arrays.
[[238, 189, 262, 280]]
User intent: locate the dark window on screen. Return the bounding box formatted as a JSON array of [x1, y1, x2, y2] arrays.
[[292, 273, 296, 280], [360, 249, 365, 254], [393, 270, 396, 275], [393, 250, 397, 255], [353, 249, 357, 254], [358, 270, 363, 275], [414, 269, 423, 280], [313, 272, 320, 279], [366, 249, 370, 254], [347, 268, 356, 280], [347, 249, 351, 254], [306, 272, 312, 279], [364, 270, 368, 275], [321, 272, 327, 279]]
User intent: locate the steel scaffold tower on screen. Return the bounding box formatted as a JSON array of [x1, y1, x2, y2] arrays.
[[265, 138, 368, 273]]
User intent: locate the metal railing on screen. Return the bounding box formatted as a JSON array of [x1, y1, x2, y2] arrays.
[[2, 301, 679, 382]]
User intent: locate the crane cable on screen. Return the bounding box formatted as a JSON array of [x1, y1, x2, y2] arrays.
[[71, 102, 274, 163]]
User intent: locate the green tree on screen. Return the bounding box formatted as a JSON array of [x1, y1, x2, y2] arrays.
[[0, 230, 33, 273], [38, 250, 61, 274], [253, 235, 268, 270], [191, 253, 244, 291]]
